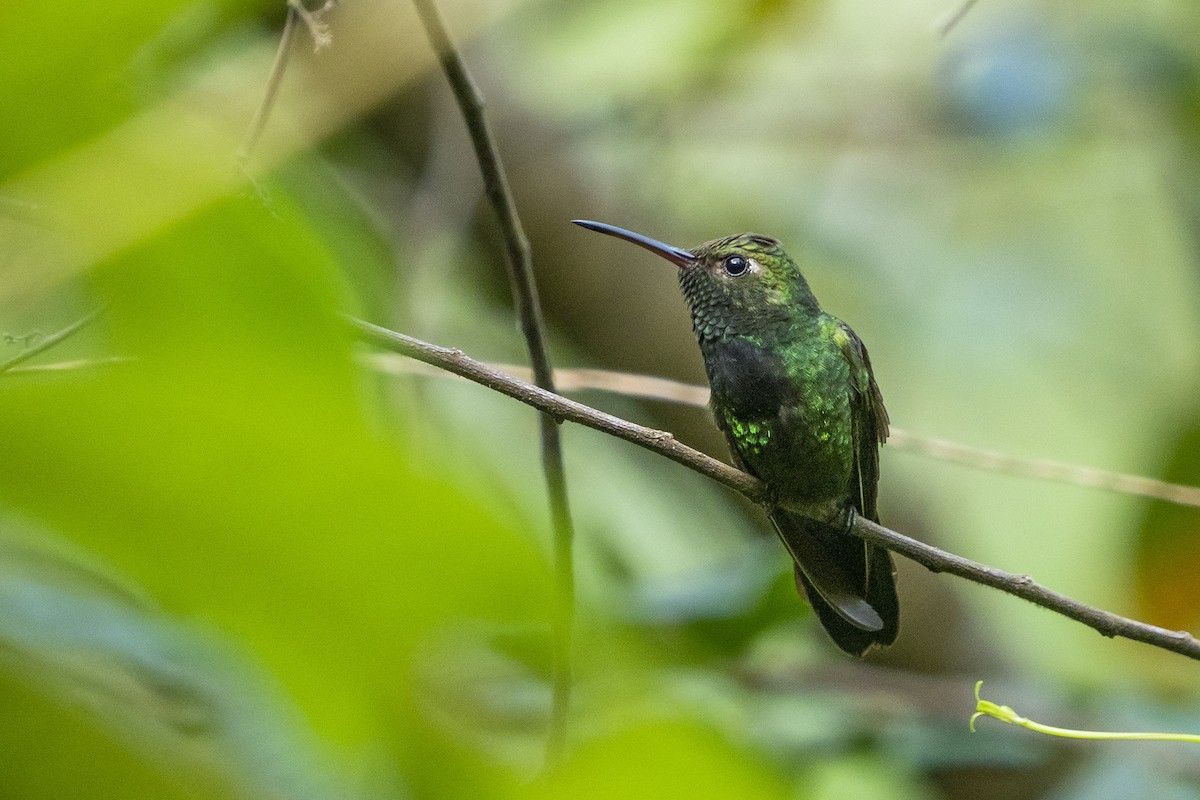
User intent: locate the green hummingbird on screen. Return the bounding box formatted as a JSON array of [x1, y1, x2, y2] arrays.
[[573, 219, 898, 655]]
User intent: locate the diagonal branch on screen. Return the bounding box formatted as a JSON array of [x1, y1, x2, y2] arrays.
[[853, 517, 1200, 659], [409, 0, 577, 763], [351, 318, 764, 501], [349, 317, 1200, 663]]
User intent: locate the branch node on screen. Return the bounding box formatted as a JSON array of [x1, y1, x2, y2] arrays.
[[289, 0, 336, 52]]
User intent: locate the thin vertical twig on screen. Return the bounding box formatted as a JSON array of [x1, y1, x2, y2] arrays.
[[240, 1, 336, 163], [239, 5, 300, 162], [409, 0, 577, 765]]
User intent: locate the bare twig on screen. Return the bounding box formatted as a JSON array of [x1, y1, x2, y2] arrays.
[[854, 517, 1200, 660], [0, 308, 105, 375], [350, 318, 1200, 663], [351, 319, 765, 501], [409, 0, 577, 763], [239, 6, 299, 163], [291, 0, 336, 50], [239, 1, 336, 163]]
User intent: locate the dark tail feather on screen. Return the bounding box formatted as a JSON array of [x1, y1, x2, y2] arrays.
[[771, 511, 899, 656]]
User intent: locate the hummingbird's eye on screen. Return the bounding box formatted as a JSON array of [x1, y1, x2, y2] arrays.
[[722, 255, 749, 277]]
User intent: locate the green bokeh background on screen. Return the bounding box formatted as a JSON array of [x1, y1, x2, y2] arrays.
[[3, 0, 1200, 798]]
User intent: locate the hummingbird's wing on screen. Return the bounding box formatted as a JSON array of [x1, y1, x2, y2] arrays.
[[834, 322, 890, 520], [834, 322, 899, 649], [707, 328, 898, 653]]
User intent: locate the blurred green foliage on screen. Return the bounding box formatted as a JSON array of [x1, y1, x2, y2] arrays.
[[3, 0, 1200, 798]]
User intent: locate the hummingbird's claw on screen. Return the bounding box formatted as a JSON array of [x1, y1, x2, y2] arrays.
[[841, 508, 858, 537]]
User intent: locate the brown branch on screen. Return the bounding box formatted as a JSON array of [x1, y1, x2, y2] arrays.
[[855, 517, 1200, 660], [409, 0, 577, 764], [349, 317, 1200, 663], [350, 318, 766, 502]]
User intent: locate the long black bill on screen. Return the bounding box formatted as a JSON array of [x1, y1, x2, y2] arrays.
[[572, 220, 696, 268]]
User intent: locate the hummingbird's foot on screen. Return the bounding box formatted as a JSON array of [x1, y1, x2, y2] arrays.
[[840, 507, 858, 537], [761, 486, 783, 513]]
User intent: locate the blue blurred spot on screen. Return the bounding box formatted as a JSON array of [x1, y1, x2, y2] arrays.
[[939, 23, 1075, 137]]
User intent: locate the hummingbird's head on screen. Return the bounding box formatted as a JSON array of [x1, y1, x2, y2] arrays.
[[572, 220, 819, 340]]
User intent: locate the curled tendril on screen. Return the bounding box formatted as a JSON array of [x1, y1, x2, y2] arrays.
[[970, 680, 1200, 743]]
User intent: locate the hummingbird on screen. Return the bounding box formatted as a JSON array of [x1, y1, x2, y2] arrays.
[[573, 219, 898, 655]]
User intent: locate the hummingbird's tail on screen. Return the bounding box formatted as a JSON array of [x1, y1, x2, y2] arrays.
[[769, 510, 899, 656]]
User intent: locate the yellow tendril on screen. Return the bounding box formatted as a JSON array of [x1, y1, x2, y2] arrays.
[[970, 681, 1200, 742]]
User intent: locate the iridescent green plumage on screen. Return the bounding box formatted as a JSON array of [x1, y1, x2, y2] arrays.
[[574, 220, 899, 655]]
